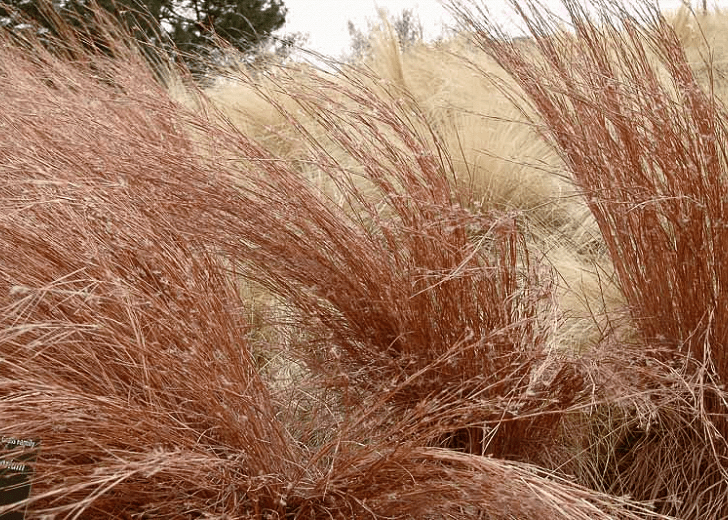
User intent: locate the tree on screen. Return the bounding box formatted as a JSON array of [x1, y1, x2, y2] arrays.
[[680, 0, 709, 14], [347, 7, 424, 60], [162, 0, 286, 55], [0, 0, 288, 71], [391, 8, 423, 49]]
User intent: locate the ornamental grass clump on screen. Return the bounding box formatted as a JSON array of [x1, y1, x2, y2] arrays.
[[0, 14, 300, 518], [203, 46, 592, 466], [453, 0, 728, 517]]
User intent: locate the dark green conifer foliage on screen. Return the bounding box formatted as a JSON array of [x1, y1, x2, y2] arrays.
[[0, 0, 287, 70]]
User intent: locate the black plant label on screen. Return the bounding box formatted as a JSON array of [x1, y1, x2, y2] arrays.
[[0, 436, 40, 520]]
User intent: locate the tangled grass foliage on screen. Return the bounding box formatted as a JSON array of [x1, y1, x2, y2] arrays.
[[1, 1, 728, 518]]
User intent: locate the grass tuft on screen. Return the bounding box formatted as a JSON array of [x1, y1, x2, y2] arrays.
[[453, 0, 728, 516]]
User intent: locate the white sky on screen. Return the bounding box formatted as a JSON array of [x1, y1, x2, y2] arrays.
[[281, 1, 455, 59], [280, 0, 723, 59]]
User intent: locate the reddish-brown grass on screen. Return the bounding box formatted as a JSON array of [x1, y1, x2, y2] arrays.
[[0, 9, 612, 519], [6, 1, 728, 518], [453, 0, 728, 517]]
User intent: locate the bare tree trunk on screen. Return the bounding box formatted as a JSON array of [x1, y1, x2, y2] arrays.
[[686, 0, 710, 14]]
